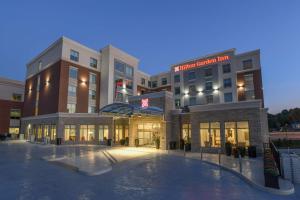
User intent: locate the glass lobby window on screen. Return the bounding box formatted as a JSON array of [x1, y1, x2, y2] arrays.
[[70, 50, 79, 62], [44, 125, 49, 137], [88, 125, 95, 141], [37, 125, 42, 139], [200, 123, 210, 147], [89, 89, 96, 100], [161, 77, 167, 85], [222, 64, 231, 73], [225, 122, 236, 145], [69, 67, 78, 79], [90, 57, 97, 68], [99, 125, 109, 141], [50, 125, 56, 140], [182, 124, 191, 143], [89, 73, 97, 84], [223, 78, 232, 88], [224, 92, 233, 102], [64, 125, 76, 141], [237, 121, 250, 147], [115, 125, 123, 142], [124, 125, 129, 138], [242, 59, 253, 70], [10, 109, 21, 119], [12, 93, 22, 101], [80, 125, 88, 141], [210, 122, 221, 147], [9, 127, 19, 135], [174, 74, 180, 83], [188, 71, 196, 80]]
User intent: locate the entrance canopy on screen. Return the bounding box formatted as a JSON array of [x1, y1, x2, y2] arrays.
[[99, 103, 163, 117]]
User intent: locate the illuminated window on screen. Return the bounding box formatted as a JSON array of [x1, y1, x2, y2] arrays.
[[10, 109, 21, 119], [99, 125, 109, 141], [243, 59, 253, 70], [115, 125, 123, 142], [50, 125, 56, 140], [9, 127, 19, 135], [182, 123, 191, 143], [90, 57, 97, 68], [225, 122, 236, 145], [222, 64, 231, 73], [80, 125, 88, 141], [237, 121, 250, 147], [67, 103, 76, 113], [88, 125, 95, 141], [12, 93, 22, 101], [64, 125, 76, 141], [200, 123, 210, 147], [44, 125, 49, 137], [70, 50, 79, 62], [200, 122, 220, 148], [174, 74, 180, 83]]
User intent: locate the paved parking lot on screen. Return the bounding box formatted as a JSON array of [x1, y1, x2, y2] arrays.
[[0, 141, 299, 200]]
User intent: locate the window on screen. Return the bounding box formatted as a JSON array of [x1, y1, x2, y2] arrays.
[[224, 93, 233, 102], [126, 80, 133, 90], [115, 60, 124, 72], [68, 85, 77, 97], [10, 109, 21, 119], [244, 74, 255, 100], [141, 78, 145, 85], [175, 99, 181, 108], [89, 73, 96, 84], [38, 61, 42, 71], [204, 68, 212, 77], [148, 81, 151, 88], [182, 124, 191, 143], [223, 78, 232, 88], [69, 67, 78, 79], [200, 123, 210, 147], [64, 125, 76, 141], [243, 59, 253, 70], [99, 125, 109, 141], [80, 125, 88, 141], [225, 121, 250, 147], [225, 122, 236, 145], [151, 81, 157, 88], [174, 87, 181, 95], [90, 57, 97, 68], [206, 95, 213, 104], [67, 103, 76, 113], [88, 125, 95, 141], [89, 89, 96, 100], [188, 71, 196, 80], [161, 77, 167, 85], [189, 97, 196, 105], [88, 106, 97, 113], [50, 125, 56, 141], [222, 64, 231, 73], [9, 127, 19, 135], [205, 81, 213, 91], [189, 85, 196, 94], [125, 66, 133, 77], [12, 93, 22, 101], [245, 90, 255, 100], [70, 50, 79, 62], [174, 74, 180, 83], [210, 122, 221, 147]]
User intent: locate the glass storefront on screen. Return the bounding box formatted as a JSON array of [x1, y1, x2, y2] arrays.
[[182, 123, 191, 143], [65, 125, 76, 141], [99, 125, 109, 141], [137, 123, 160, 146], [225, 121, 250, 147], [115, 125, 123, 142], [80, 125, 95, 141], [200, 122, 221, 148]]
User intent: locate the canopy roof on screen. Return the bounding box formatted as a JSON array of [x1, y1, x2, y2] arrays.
[[99, 103, 163, 116]]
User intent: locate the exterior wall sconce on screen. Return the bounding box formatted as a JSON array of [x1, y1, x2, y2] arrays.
[[213, 87, 219, 94], [80, 80, 87, 85], [45, 80, 50, 86], [237, 84, 244, 90]]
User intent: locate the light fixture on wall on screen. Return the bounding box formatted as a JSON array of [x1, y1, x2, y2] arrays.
[[213, 87, 219, 94], [45, 79, 50, 86], [80, 79, 87, 86]]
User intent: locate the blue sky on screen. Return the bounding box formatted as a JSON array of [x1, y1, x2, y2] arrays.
[[0, 0, 299, 113]]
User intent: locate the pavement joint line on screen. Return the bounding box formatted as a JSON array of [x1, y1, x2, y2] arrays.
[[105, 151, 118, 163], [102, 151, 117, 165]]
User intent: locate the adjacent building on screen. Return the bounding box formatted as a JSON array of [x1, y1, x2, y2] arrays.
[[20, 36, 268, 153], [0, 77, 24, 138]]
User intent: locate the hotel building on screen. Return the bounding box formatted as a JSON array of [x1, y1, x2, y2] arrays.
[[20, 36, 268, 153]]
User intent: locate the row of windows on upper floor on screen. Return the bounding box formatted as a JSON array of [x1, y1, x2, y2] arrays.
[[70, 49, 98, 69], [69, 67, 97, 84], [140, 77, 168, 88]]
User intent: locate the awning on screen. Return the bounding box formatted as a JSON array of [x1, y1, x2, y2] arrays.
[[99, 102, 163, 116]]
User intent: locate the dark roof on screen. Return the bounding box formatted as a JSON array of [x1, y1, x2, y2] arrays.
[[99, 102, 163, 116]]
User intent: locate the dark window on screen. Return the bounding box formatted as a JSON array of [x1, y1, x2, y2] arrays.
[[152, 81, 157, 88], [224, 93, 233, 102], [125, 66, 133, 77], [189, 97, 197, 105], [223, 78, 232, 88], [126, 80, 133, 90], [206, 95, 213, 104], [141, 78, 145, 85], [12, 93, 22, 101], [205, 81, 213, 91], [148, 81, 151, 88], [70, 50, 79, 62], [174, 74, 180, 83], [90, 57, 97, 68], [204, 68, 212, 77], [69, 67, 78, 79], [189, 85, 196, 93], [243, 59, 253, 70], [174, 87, 181, 95], [89, 89, 96, 100], [188, 71, 196, 80], [222, 64, 231, 73], [161, 77, 167, 85], [115, 60, 125, 72], [175, 99, 181, 108], [10, 109, 21, 119], [68, 85, 77, 97]]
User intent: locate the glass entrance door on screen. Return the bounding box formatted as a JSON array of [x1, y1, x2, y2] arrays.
[[137, 123, 160, 147]]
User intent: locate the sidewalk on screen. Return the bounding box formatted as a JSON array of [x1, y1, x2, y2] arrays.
[[169, 150, 295, 195]]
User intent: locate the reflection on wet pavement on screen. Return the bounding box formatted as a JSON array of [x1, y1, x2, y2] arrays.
[[0, 141, 299, 200]]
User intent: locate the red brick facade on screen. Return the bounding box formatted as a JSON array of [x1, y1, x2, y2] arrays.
[[0, 99, 23, 135], [23, 60, 101, 117]]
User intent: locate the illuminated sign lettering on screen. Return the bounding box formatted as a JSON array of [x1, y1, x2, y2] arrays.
[[141, 98, 149, 108], [174, 55, 230, 72]]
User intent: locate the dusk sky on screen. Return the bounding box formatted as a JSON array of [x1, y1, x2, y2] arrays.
[[0, 0, 299, 114]]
